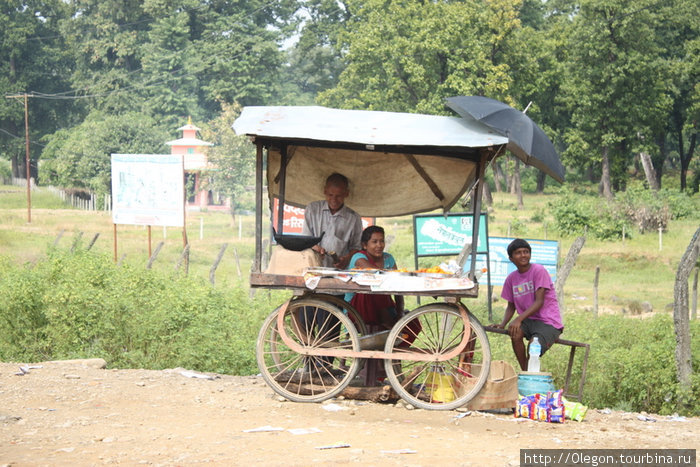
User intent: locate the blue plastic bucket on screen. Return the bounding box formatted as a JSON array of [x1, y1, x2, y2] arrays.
[[518, 372, 555, 396]]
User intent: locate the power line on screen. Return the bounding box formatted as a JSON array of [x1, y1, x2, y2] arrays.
[[0, 127, 45, 147]]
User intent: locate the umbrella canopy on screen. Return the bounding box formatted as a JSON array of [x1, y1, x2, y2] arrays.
[[446, 96, 565, 183]]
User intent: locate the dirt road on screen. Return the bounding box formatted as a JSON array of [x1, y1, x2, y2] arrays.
[[1, 360, 697, 466]]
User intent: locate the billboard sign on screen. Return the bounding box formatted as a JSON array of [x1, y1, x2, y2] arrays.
[[468, 237, 559, 286], [413, 213, 488, 256], [111, 154, 184, 227]]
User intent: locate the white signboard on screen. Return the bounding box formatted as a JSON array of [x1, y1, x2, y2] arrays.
[[111, 154, 184, 227]]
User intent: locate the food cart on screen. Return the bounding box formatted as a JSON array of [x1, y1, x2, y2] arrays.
[[233, 105, 524, 410]]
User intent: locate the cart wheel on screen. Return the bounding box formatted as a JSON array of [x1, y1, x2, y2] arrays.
[[256, 298, 362, 403], [383, 304, 491, 411], [304, 293, 368, 336]]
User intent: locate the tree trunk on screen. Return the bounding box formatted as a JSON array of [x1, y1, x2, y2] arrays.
[[600, 146, 613, 200], [482, 179, 493, 206], [679, 128, 696, 192], [492, 162, 505, 192], [536, 171, 546, 194], [673, 226, 699, 401], [639, 152, 659, 191], [510, 159, 524, 208], [555, 236, 586, 311], [500, 158, 511, 191]]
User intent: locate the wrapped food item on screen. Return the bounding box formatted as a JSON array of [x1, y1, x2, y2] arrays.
[[535, 396, 550, 422], [563, 398, 588, 422], [549, 406, 566, 423], [515, 395, 536, 419]]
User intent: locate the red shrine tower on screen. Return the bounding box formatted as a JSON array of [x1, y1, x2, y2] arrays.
[[166, 117, 228, 211]]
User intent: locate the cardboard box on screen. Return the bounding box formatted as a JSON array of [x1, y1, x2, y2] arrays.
[[265, 247, 321, 276], [456, 360, 519, 411]]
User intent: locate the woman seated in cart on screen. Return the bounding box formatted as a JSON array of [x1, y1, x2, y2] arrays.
[[344, 225, 405, 330]]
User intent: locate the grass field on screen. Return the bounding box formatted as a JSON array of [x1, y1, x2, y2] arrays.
[[1, 183, 698, 321]]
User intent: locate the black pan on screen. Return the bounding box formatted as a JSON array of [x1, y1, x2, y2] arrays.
[[273, 230, 324, 251]]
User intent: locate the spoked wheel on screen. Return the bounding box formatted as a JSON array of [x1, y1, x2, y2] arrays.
[[303, 293, 368, 336], [256, 297, 362, 403], [383, 303, 491, 410]]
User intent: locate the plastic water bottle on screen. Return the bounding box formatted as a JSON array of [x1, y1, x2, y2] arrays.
[[528, 337, 541, 372]]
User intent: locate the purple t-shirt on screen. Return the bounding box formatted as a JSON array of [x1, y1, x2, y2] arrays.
[[501, 263, 563, 329]]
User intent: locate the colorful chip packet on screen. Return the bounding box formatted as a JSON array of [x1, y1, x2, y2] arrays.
[[515, 390, 588, 423]]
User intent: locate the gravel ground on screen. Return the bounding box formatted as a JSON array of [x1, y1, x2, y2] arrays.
[[1, 359, 698, 466]]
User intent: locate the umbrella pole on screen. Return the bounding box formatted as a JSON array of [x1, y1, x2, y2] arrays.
[[468, 150, 488, 281]]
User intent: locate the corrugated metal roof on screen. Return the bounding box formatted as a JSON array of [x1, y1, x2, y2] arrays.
[[233, 106, 508, 148]]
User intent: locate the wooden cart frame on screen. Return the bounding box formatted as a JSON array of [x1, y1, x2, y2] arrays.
[[235, 106, 512, 410]]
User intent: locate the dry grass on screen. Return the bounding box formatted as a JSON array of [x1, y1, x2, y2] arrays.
[[1, 185, 698, 317]]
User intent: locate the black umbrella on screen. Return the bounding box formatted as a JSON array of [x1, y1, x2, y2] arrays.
[[446, 96, 565, 183]]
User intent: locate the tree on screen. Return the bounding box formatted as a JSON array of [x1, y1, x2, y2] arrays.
[[0, 0, 73, 179], [559, 0, 687, 197], [199, 103, 255, 219], [40, 112, 169, 195], [281, 0, 350, 104], [318, 0, 523, 114]]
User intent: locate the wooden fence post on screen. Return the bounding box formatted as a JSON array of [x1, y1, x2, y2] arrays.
[[86, 233, 100, 251], [593, 265, 600, 317], [209, 243, 228, 285], [54, 229, 65, 246], [555, 236, 586, 311], [175, 244, 190, 272], [692, 267, 698, 320], [146, 241, 164, 269], [233, 247, 242, 277], [673, 226, 700, 401], [70, 231, 84, 252]]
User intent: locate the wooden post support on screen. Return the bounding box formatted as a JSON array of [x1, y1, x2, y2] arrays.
[[54, 229, 65, 246], [86, 233, 100, 251], [209, 243, 228, 285], [593, 266, 600, 317], [692, 267, 698, 320], [113, 223, 118, 262], [71, 231, 84, 252], [176, 244, 190, 272], [555, 236, 586, 310], [233, 247, 242, 277], [673, 227, 700, 398], [146, 241, 164, 269]]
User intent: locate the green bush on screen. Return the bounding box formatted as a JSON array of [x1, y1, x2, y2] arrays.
[[0, 249, 277, 375], [549, 193, 626, 240], [478, 309, 700, 416], [0, 159, 11, 181], [2, 249, 699, 415]]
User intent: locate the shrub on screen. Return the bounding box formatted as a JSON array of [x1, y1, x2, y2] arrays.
[[549, 193, 626, 240], [0, 249, 278, 375], [479, 309, 700, 416]]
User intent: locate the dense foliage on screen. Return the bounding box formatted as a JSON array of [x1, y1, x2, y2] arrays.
[[1, 0, 697, 200], [1, 248, 698, 415], [549, 185, 697, 238], [0, 249, 268, 375]]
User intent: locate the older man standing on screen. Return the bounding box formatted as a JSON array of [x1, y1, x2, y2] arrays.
[[300, 172, 363, 368], [302, 172, 363, 269]]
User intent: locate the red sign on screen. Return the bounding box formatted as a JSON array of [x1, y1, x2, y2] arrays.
[[272, 199, 373, 235]]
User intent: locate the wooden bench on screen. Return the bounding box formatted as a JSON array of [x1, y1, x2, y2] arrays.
[[484, 326, 590, 401]]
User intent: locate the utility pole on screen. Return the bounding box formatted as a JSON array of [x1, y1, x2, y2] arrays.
[[5, 93, 32, 223]]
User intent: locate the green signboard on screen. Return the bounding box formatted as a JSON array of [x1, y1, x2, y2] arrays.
[[413, 213, 488, 256]]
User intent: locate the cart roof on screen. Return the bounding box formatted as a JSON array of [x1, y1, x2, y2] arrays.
[[233, 106, 508, 217]]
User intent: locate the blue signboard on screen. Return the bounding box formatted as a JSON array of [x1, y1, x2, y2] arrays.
[[466, 237, 559, 286], [413, 213, 488, 256]]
